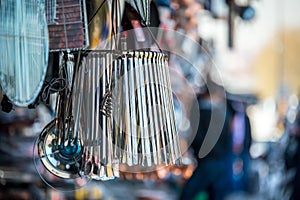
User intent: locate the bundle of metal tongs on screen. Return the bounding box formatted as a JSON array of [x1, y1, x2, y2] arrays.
[[36, 49, 182, 183], [111, 50, 181, 169], [74, 51, 119, 180]]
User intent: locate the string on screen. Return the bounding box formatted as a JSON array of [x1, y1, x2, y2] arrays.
[[41, 77, 67, 102], [146, 26, 163, 52], [87, 0, 107, 26], [111, 0, 116, 50]]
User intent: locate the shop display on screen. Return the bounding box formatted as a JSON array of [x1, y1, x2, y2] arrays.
[[22, 0, 183, 189]]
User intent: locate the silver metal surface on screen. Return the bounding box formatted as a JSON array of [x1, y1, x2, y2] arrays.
[[79, 51, 119, 180], [37, 120, 83, 179], [0, 0, 49, 106]]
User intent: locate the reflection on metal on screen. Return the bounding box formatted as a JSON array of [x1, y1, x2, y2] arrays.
[[37, 120, 83, 179], [0, 0, 49, 106]]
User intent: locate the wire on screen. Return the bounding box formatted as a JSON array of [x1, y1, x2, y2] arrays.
[[131, 0, 163, 52], [87, 0, 107, 26], [41, 77, 67, 102], [146, 25, 163, 52]]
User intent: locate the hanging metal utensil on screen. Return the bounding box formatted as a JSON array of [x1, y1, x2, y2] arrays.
[[112, 50, 182, 172], [34, 52, 89, 190], [79, 51, 119, 180]]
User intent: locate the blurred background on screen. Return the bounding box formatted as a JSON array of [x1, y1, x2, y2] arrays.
[[1, 0, 300, 199]]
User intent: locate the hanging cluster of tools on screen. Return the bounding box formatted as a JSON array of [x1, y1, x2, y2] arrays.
[[0, 0, 182, 187]]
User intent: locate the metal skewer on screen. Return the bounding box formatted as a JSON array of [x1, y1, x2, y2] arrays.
[[127, 53, 139, 165], [157, 53, 175, 163], [137, 51, 152, 166], [161, 56, 182, 163], [143, 51, 158, 165], [152, 52, 168, 164]]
